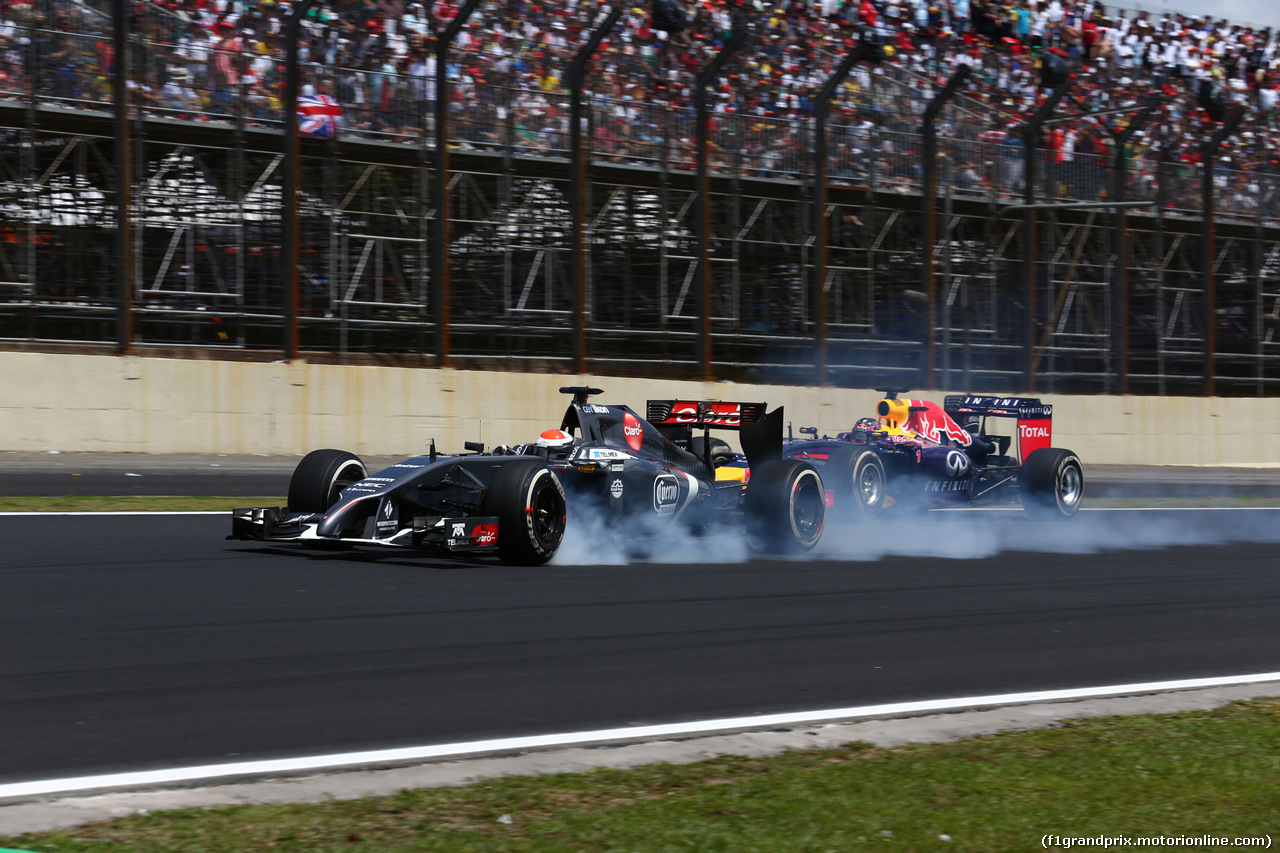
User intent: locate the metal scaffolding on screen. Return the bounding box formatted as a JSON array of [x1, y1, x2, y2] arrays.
[[1, 4, 1279, 394]]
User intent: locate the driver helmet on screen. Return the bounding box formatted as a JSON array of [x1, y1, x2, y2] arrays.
[[852, 416, 879, 443], [536, 429, 574, 451]]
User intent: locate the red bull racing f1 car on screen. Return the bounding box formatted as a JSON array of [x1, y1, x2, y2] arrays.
[[784, 387, 1084, 519]]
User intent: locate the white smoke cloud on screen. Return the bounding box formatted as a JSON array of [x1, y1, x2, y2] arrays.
[[553, 505, 1280, 566], [814, 507, 1280, 562], [551, 493, 754, 566]]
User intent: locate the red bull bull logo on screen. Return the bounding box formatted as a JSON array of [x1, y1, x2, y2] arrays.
[[903, 400, 973, 447]]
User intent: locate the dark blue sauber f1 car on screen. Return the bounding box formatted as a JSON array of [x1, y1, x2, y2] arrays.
[[783, 387, 1084, 519], [230, 441, 567, 565], [509, 387, 825, 554]]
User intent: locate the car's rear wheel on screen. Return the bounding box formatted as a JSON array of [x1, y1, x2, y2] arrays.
[[288, 449, 368, 513], [826, 446, 887, 519], [1020, 448, 1084, 519], [481, 459, 567, 565], [744, 459, 825, 554]]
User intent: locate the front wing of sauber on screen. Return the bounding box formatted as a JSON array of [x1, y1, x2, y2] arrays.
[[229, 505, 505, 553], [229, 452, 533, 554]]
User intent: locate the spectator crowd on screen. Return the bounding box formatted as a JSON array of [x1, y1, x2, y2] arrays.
[[0, 0, 1278, 219]]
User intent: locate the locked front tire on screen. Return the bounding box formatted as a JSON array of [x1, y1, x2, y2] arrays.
[[825, 446, 887, 520], [481, 459, 567, 565]]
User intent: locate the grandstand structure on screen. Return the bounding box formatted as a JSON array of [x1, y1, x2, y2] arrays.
[[0, 0, 1277, 395]]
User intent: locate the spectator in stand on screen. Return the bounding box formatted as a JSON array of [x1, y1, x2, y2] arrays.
[[174, 21, 214, 89], [9, 0, 1280, 222], [161, 65, 203, 118], [208, 20, 241, 117]]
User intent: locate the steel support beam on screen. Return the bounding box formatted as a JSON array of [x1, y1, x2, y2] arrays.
[[1200, 107, 1245, 396], [432, 0, 484, 367], [568, 6, 623, 376], [282, 0, 317, 360], [113, 0, 133, 353], [1107, 97, 1158, 394], [808, 41, 905, 385], [919, 65, 971, 389], [694, 22, 746, 381], [1020, 79, 1072, 392]]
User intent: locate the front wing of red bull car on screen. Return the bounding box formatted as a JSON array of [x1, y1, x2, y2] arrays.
[[539, 387, 825, 554], [229, 441, 567, 565], [785, 388, 1084, 519]]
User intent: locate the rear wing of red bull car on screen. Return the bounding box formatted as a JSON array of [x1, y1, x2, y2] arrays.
[[944, 395, 1053, 462], [646, 399, 783, 469]]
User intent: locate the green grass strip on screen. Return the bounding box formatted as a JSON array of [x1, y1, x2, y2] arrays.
[[6, 699, 1279, 852], [0, 497, 285, 513]]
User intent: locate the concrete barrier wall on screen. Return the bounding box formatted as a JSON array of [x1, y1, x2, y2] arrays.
[[3, 351, 1277, 466]]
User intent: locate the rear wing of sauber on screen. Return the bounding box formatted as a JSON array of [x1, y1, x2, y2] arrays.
[[944, 395, 1053, 461], [646, 400, 769, 428], [647, 400, 782, 469]]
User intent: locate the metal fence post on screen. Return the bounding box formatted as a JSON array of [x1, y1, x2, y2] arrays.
[[1105, 98, 1158, 394], [113, 0, 133, 354], [282, 0, 317, 361], [1200, 107, 1245, 396], [432, 0, 484, 368], [1020, 79, 1072, 392], [920, 65, 971, 390], [694, 22, 746, 382], [568, 6, 623, 376]]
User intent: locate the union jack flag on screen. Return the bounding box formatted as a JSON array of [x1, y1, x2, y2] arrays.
[[298, 93, 342, 137]]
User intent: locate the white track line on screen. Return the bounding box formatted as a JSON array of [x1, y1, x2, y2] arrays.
[[3, 671, 1278, 801]]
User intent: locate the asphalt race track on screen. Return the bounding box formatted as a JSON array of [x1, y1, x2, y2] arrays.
[[2, 508, 1279, 787]]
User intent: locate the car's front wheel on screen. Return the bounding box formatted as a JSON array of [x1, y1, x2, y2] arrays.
[[826, 446, 887, 519], [287, 449, 368, 513], [481, 459, 567, 565], [744, 459, 826, 554]]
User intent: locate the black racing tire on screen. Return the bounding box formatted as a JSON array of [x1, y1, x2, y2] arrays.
[[480, 459, 567, 565], [1020, 448, 1085, 519], [825, 446, 887, 520], [744, 458, 826, 554], [287, 449, 368, 514]]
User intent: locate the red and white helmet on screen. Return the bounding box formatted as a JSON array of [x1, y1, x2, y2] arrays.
[[536, 429, 573, 449]]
